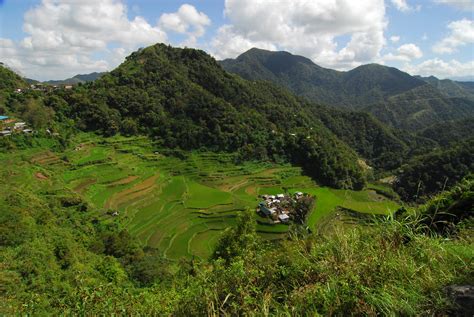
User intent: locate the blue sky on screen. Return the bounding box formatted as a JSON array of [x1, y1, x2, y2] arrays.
[[0, 0, 472, 80]]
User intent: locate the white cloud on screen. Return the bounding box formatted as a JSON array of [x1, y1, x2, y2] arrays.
[[211, 0, 387, 70], [159, 4, 211, 46], [434, 0, 474, 11], [0, 0, 171, 80], [211, 26, 278, 59], [398, 43, 423, 58], [390, 0, 421, 12], [390, 35, 401, 43], [383, 43, 423, 61], [403, 58, 474, 78], [433, 19, 474, 54], [391, 0, 411, 12]]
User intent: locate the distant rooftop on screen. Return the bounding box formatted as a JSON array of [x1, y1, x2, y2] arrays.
[[0, 116, 9, 120]]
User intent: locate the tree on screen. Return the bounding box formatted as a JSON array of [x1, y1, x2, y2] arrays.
[[213, 209, 260, 263]]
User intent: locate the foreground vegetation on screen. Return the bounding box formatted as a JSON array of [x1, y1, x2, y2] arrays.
[[1, 169, 472, 314]]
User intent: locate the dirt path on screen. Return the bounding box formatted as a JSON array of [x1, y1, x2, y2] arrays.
[[35, 172, 48, 180]]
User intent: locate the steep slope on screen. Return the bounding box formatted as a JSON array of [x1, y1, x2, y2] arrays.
[[221, 48, 474, 130], [57, 44, 365, 189], [311, 106, 408, 170]]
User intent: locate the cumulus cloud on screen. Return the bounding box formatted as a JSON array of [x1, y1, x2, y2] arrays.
[[383, 43, 423, 62], [433, 0, 474, 11], [0, 0, 171, 80], [398, 43, 423, 59], [211, 0, 387, 70], [403, 58, 474, 79], [433, 19, 474, 54], [159, 4, 211, 46]]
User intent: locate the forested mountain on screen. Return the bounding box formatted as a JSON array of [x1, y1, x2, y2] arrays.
[[51, 44, 367, 189], [220, 48, 425, 109], [43, 72, 106, 85], [220, 48, 474, 131]]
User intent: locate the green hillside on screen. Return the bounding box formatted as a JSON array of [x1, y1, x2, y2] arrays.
[[365, 85, 474, 131]]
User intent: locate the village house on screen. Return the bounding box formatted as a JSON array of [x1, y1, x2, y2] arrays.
[[257, 192, 307, 224], [0, 130, 12, 137], [14, 122, 27, 130]]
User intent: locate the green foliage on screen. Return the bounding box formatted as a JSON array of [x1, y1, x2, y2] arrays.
[[417, 175, 473, 235], [417, 118, 474, 147], [395, 139, 474, 201], [213, 209, 260, 262]]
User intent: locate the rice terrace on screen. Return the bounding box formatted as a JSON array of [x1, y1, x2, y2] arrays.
[[3, 133, 400, 260]]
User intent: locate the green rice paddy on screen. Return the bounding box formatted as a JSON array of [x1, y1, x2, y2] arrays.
[[4, 134, 400, 260]]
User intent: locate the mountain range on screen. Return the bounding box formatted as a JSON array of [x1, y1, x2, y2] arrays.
[[220, 48, 474, 131], [42, 72, 106, 85]]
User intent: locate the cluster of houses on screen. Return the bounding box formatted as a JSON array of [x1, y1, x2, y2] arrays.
[[0, 116, 33, 137], [257, 192, 305, 224], [14, 84, 73, 94]]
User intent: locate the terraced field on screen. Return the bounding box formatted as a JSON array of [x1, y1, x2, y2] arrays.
[[10, 134, 400, 260]]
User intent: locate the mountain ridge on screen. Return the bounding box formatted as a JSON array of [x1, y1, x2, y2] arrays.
[[220, 48, 474, 131]]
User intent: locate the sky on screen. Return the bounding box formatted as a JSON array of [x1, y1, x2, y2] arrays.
[[0, 0, 472, 81]]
